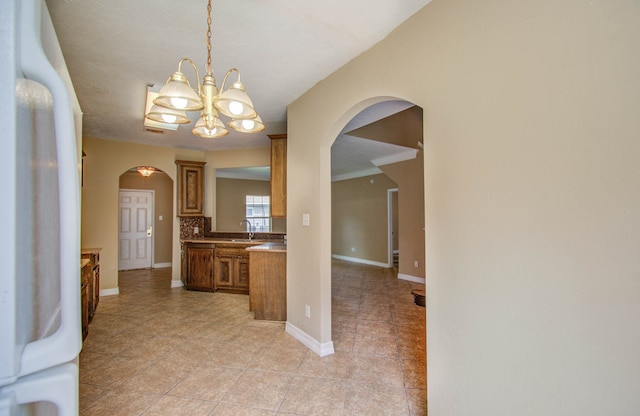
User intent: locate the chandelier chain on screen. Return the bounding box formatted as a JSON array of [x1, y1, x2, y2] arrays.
[[206, 0, 212, 73]]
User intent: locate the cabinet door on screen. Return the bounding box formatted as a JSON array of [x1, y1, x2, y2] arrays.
[[187, 246, 214, 291], [92, 264, 100, 316], [235, 255, 250, 290], [81, 265, 91, 340], [176, 160, 206, 216], [269, 134, 287, 218], [214, 254, 234, 288]]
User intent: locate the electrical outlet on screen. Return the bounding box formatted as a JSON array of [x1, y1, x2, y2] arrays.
[[414, 260, 419, 268], [194, 226, 199, 234], [351, 247, 356, 252], [305, 305, 311, 318]]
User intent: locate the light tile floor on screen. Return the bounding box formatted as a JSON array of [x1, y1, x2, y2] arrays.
[[80, 259, 426, 415]]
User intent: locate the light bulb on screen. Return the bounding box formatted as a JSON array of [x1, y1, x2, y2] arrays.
[[242, 119, 255, 130], [228, 101, 244, 115], [171, 97, 188, 109], [162, 114, 177, 123], [205, 127, 216, 136]]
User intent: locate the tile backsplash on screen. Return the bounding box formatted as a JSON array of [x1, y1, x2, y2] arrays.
[[179, 216, 205, 240]]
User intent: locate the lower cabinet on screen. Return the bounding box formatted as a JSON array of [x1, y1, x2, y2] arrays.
[[80, 248, 101, 342], [81, 260, 91, 340], [248, 250, 286, 321], [185, 243, 215, 291], [81, 250, 100, 322], [182, 242, 255, 294], [214, 246, 250, 294]]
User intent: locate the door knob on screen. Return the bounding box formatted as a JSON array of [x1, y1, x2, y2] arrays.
[[147, 226, 153, 237]]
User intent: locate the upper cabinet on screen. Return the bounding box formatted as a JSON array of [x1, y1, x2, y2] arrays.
[[269, 134, 287, 218], [176, 160, 206, 216]]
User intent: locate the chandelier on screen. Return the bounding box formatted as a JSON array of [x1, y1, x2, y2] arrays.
[[136, 166, 157, 177], [146, 0, 264, 138]]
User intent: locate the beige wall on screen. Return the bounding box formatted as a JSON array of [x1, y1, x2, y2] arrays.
[[331, 173, 397, 264], [288, 0, 640, 413], [204, 147, 271, 230], [216, 177, 286, 232], [380, 152, 425, 278], [81, 137, 204, 290], [119, 171, 173, 264], [82, 138, 274, 291]]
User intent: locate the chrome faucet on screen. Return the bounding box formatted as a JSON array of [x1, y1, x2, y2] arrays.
[[240, 219, 254, 240]]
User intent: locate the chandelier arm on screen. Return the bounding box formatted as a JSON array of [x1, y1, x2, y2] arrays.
[[219, 68, 240, 92], [177, 57, 203, 94]]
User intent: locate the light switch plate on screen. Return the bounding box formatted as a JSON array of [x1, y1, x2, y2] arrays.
[[302, 213, 310, 226]]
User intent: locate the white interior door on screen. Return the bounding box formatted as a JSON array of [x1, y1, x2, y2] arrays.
[[119, 190, 153, 271]]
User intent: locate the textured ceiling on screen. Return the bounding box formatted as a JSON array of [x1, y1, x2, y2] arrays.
[[46, 0, 429, 172]]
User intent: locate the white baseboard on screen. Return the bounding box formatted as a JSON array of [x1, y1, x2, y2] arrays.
[[398, 273, 426, 284], [100, 287, 120, 296], [285, 322, 335, 357], [154, 262, 172, 268], [331, 254, 390, 268], [171, 279, 184, 288]]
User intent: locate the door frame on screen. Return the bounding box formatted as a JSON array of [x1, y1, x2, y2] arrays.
[[118, 188, 155, 270], [387, 187, 399, 268]]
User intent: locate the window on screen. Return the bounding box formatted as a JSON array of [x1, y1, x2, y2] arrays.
[[245, 195, 271, 232]]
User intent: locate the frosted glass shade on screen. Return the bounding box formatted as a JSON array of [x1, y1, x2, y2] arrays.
[[228, 115, 265, 133], [214, 81, 256, 119], [154, 72, 203, 111], [192, 116, 228, 138]]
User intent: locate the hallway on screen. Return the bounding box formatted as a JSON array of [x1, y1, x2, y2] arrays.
[[79, 260, 426, 415]]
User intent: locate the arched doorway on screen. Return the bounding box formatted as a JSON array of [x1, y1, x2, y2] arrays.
[[118, 167, 173, 271], [328, 98, 427, 412]]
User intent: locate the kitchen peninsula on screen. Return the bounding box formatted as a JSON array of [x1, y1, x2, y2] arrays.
[[181, 235, 287, 321], [247, 242, 287, 321]]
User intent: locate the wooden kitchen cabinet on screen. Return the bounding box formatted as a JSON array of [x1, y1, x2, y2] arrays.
[[81, 248, 101, 322], [248, 248, 286, 321], [176, 160, 206, 216], [185, 243, 215, 292], [214, 245, 250, 294], [268, 134, 287, 218], [81, 259, 91, 340]]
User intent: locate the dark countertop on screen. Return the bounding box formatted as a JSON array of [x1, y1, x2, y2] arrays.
[[180, 238, 270, 246]]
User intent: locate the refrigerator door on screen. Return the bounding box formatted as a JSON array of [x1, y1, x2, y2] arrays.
[[0, 0, 20, 387], [0, 0, 81, 388], [0, 363, 79, 416], [17, 0, 82, 379]]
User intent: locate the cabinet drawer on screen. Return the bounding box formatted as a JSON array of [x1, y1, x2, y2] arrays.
[[215, 247, 248, 258]]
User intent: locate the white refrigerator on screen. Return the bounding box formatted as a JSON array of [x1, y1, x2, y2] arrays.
[[0, 0, 83, 414]]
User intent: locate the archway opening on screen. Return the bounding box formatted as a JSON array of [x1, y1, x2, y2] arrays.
[[329, 98, 427, 411], [118, 167, 173, 272]]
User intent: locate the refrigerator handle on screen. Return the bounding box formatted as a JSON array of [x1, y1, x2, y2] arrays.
[[17, 0, 82, 377]]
